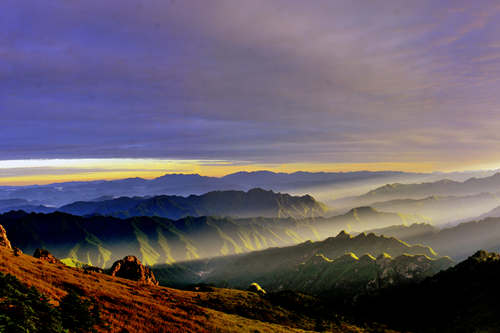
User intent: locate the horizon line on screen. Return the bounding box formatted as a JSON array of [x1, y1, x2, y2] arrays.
[[1, 158, 499, 186]]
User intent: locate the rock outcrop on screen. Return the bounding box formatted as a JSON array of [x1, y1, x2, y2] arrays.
[[469, 249, 500, 262], [33, 248, 61, 264], [375, 253, 453, 288], [0, 224, 12, 249], [0, 225, 24, 257], [110, 256, 159, 286], [12, 247, 23, 256]]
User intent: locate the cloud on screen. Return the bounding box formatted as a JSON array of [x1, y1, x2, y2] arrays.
[[1, 0, 500, 168]]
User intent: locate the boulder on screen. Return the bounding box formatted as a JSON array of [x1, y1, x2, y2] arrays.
[[33, 248, 61, 264], [110, 256, 159, 286]]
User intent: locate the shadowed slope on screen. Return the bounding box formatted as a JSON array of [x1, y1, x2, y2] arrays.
[[154, 230, 450, 297], [352, 250, 500, 332]]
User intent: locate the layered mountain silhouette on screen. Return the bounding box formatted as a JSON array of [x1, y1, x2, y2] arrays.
[[0, 170, 495, 207], [335, 172, 500, 210], [154, 230, 451, 297], [363, 223, 439, 241], [57, 188, 328, 219], [370, 192, 500, 225], [0, 198, 55, 214], [366, 217, 500, 260], [313, 206, 425, 233], [1, 188, 329, 219], [0, 206, 420, 267], [0, 198, 31, 210]]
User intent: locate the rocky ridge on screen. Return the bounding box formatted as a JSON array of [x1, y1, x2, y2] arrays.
[[0, 224, 12, 249]]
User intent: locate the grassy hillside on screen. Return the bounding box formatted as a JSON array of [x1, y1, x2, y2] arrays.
[[0, 241, 369, 332]]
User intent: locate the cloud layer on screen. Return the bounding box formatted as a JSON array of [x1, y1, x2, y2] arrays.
[[2, 0, 500, 168]]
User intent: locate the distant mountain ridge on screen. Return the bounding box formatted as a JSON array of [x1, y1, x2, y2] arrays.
[[1, 169, 497, 206], [366, 217, 500, 260], [58, 188, 328, 219], [370, 192, 500, 225], [334, 172, 500, 210], [476, 204, 500, 220]]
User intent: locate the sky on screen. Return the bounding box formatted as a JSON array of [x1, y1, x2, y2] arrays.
[[1, 0, 500, 185]]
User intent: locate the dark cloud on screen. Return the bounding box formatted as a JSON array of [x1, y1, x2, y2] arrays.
[[1, 0, 500, 166]]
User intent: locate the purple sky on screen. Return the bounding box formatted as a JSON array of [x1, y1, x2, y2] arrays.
[[2, 0, 500, 170]]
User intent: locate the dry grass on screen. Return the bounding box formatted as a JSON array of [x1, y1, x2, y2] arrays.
[[0, 247, 367, 333]]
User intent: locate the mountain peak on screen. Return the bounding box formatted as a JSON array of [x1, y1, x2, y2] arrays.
[[469, 250, 500, 262], [354, 232, 368, 240], [336, 230, 351, 239]]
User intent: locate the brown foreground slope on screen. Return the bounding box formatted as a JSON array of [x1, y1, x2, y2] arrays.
[[0, 245, 367, 333]]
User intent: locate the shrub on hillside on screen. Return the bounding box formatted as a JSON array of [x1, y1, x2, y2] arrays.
[[59, 290, 101, 333], [0, 272, 101, 333], [0, 273, 63, 332]]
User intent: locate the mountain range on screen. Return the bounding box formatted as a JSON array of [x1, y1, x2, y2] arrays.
[[0, 188, 330, 219], [0, 206, 420, 268], [0, 228, 367, 332], [57, 188, 328, 219], [335, 172, 500, 209], [365, 217, 500, 260], [369, 192, 500, 225], [1, 169, 497, 207], [153, 230, 450, 297], [2, 217, 498, 332]]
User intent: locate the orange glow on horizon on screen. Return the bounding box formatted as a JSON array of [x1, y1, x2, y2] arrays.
[[0, 159, 447, 186]]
